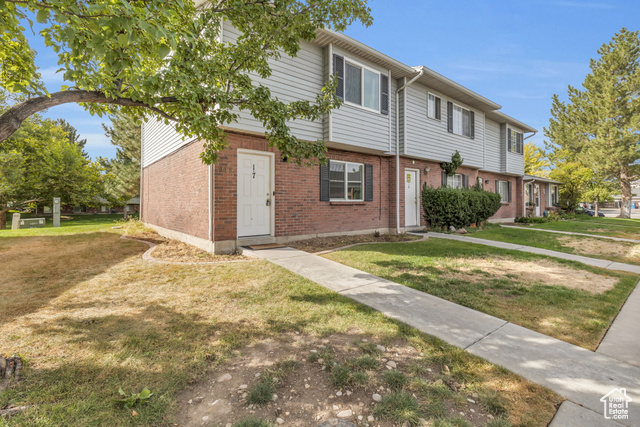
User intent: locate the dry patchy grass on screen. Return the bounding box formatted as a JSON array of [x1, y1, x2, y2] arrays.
[[0, 231, 561, 426], [558, 236, 640, 264]]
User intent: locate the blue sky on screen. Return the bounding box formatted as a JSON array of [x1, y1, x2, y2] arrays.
[[25, 0, 639, 159]]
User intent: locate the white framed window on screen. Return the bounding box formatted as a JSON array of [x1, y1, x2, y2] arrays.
[[329, 160, 364, 201], [427, 93, 441, 120], [549, 184, 559, 206], [497, 180, 510, 203], [452, 104, 473, 137], [446, 173, 463, 189], [344, 60, 381, 112], [508, 129, 524, 154]]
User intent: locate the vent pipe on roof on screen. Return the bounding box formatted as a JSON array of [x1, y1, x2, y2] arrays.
[[395, 68, 424, 234]]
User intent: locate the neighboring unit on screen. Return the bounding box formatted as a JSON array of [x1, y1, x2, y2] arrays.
[[141, 27, 537, 253], [522, 175, 561, 217]]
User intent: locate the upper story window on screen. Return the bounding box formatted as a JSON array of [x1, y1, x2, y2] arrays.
[[333, 54, 389, 115], [447, 102, 475, 139], [329, 160, 364, 201], [508, 129, 524, 154], [427, 93, 441, 120]]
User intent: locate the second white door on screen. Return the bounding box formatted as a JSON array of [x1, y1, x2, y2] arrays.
[[405, 169, 419, 227]]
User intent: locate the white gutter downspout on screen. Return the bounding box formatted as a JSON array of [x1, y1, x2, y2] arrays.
[[395, 68, 424, 234]]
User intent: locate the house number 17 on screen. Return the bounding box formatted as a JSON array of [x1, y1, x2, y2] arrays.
[[252, 164, 256, 179]]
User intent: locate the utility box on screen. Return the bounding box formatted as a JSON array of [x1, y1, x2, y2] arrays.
[[11, 213, 20, 230], [20, 218, 46, 229]]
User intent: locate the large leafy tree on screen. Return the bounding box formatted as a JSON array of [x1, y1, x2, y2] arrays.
[[0, 0, 372, 164], [524, 142, 549, 177], [545, 28, 640, 218], [100, 112, 141, 208], [0, 93, 102, 229]]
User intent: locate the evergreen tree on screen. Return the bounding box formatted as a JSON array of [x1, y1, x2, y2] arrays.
[[56, 119, 88, 157], [545, 28, 640, 218], [101, 113, 141, 214]]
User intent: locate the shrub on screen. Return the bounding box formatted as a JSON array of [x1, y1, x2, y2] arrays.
[[422, 186, 501, 229]]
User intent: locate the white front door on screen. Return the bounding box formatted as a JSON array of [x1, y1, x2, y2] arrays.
[[534, 184, 541, 217], [237, 151, 272, 237], [405, 169, 419, 227]]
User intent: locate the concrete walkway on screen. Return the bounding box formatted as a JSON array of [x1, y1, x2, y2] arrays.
[[500, 224, 640, 243], [424, 232, 640, 274], [245, 245, 640, 427]]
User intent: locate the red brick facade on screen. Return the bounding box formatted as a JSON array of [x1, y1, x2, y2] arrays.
[[142, 132, 523, 251]]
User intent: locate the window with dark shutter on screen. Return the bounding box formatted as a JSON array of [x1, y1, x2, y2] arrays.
[[470, 111, 475, 139], [442, 171, 447, 187], [320, 163, 330, 201], [380, 75, 389, 115], [447, 102, 453, 133], [518, 133, 524, 154], [507, 181, 512, 202], [333, 54, 344, 101], [365, 164, 374, 201], [507, 129, 512, 152]]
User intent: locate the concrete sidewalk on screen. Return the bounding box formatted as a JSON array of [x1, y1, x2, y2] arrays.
[[424, 232, 640, 274], [500, 224, 640, 243], [245, 246, 640, 427]]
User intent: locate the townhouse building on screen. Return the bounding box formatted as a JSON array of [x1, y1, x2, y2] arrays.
[[140, 26, 537, 253]]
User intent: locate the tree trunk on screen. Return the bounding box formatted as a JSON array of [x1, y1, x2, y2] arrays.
[[594, 196, 600, 217], [0, 91, 178, 143], [0, 208, 6, 230], [618, 171, 633, 218]]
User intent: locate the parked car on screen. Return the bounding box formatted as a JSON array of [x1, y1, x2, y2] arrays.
[[587, 209, 605, 217], [573, 207, 605, 217]]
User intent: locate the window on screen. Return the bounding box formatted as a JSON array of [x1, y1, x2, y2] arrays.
[[345, 62, 380, 111], [333, 54, 388, 114], [447, 173, 463, 189], [477, 177, 483, 189], [496, 180, 511, 203], [549, 184, 559, 206], [447, 102, 474, 138], [508, 129, 524, 154], [427, 93, 441, 120], [329, 160, 364, 201]]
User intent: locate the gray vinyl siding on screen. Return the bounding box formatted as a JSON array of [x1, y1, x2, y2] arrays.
[[404, 84, 484, 168], [506, 125, 525, 175], [397, 78, 405, 154], [500, 123, 507, 173], [329, 46, 394, 153], [224, 25, 324, 142], [484, 119, 501, 173], [141, 118, 191, 167]]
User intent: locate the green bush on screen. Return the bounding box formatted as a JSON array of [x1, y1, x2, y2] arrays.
[[422, 186, 501, 229]]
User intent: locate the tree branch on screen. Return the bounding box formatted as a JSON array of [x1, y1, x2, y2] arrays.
[[0, 90, 179, 143]]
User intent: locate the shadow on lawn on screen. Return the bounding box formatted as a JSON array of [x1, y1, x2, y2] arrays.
[[0, 232, 147, 323]]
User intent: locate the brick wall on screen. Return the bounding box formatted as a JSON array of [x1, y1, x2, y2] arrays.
[[142, 140, 210, 240], [142, 131, 522, 243]]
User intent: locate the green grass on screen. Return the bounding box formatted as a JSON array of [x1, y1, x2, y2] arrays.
[[470, 225, 640, 266], [1, 213, 133, 237], [0, 224, 562, 426], [325, 239, 638, 350], [523, 216, 640, 239]]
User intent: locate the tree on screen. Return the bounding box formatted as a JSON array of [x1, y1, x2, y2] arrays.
[[548, 160, 592, 211], [100, 112, 141, 215], [56, 119, 88, 157], [0, 0, 372, 165], [582, 175, 615, 217], [0, 96, 102, 229], [524, 142, 549, 177], [545, 28, 640, 218]]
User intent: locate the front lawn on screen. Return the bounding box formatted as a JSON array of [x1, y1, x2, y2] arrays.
[[470, 225, 640, 266], [1, 213, 132, 237], [0, 228, 561, 426], [523, 216, 640, 239], [324, 239, 638, 350]]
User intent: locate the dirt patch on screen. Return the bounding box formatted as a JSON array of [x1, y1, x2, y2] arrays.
[[175, 333, 520, 427], [443, 257, 617, 294], [128, 230, 247, 263], [288, 234, 422, 253], [558, 236, 640, 263]]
